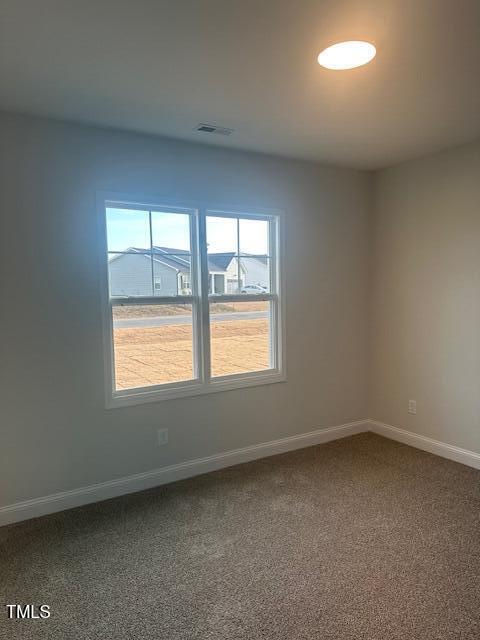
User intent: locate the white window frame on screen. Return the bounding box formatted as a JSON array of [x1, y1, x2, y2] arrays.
[[99, 194, 286, 408]]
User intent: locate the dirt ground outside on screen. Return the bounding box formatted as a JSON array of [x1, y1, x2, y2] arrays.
[[112, 301, 267, 318], [113, 317, 270, 389]]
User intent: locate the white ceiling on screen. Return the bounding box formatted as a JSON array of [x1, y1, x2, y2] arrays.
[[1, 0, 479, 169]]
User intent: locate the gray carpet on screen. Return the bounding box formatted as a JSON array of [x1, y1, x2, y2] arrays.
[[1, 432, 480, 639]]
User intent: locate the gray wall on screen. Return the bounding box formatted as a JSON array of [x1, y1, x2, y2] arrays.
[[370, 140, 480, 453], [0, 112, 370, 507]]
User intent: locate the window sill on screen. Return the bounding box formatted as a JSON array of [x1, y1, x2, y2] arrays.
[[106, 369, 286, 409]]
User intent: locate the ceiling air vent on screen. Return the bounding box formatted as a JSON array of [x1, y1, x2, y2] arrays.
[[195, 123, 234, 136]]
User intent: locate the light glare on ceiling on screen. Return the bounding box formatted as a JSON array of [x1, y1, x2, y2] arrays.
[[318, 41, 376, 70]]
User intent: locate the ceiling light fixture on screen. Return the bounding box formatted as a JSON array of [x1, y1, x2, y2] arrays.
[[317, 40, 376, 70]]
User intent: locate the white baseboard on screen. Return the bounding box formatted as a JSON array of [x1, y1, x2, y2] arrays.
[[3, 419, 478, 527], [0, 419, 368, 527], [369, 420, 480, 470]]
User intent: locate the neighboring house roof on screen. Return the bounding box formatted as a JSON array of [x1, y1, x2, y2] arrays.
[[108, 248, 183, 272], [154, 246, 247, 273], [207, 253, 235, 271], [110, 247, 267, 273]]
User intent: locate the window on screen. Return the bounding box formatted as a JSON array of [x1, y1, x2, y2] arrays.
[[180, 274, 191, 294], [102, 198, 284, 407]]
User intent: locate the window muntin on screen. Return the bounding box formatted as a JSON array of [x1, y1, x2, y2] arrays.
[[103, 200, 283, 405]]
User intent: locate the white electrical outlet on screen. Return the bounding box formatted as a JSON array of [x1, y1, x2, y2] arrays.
[[157, 428, 169, 446], [408, 400, 417, 415]]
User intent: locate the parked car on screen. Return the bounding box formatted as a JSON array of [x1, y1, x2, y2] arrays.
[[241, 284, 268, 294]]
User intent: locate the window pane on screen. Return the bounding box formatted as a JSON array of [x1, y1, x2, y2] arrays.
[[151, 211, 191, 252], [210, 301, 271, 377], [108, 253, 153, 297], [153, 252, 192, 296], [106, 208, 150, 252], [112, 304, 194, 390], [239, 257, 270, 294], [239, 218, 269, 255], [206, 216, 237, 253]]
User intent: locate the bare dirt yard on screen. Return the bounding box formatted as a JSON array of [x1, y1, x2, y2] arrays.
[[112, 301, 267, 318], [113, 317, 269, 389]]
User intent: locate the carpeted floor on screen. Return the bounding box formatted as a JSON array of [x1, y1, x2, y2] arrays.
[[1, 432, 480, 640]]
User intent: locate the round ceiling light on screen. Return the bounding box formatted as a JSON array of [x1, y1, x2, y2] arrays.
[[317, 40, 376, 70]]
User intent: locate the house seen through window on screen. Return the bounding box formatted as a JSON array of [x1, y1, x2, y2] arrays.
[[103, 200, 283, 406]]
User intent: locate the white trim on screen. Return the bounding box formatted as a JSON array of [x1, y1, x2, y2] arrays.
[[101, 191, 284, 221], [0, 420, 367, 527], [368, 420, 480, 470], [198, 208, 212, 382], [205, 208, 279, 222], [111, 295, 193, 305], [208, 293, 274, 303], [107, 360, 286, 409], [99, 194, 286, 408], [3, 419, 479, 527]]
